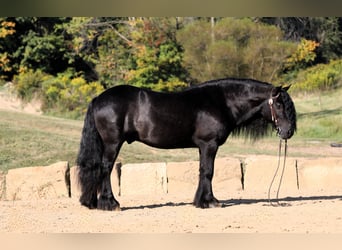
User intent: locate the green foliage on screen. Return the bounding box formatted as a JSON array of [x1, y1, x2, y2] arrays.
[[126, 41, 187, 91], [119, 18, 188, 91], [18, 30, 68, 74], [0, 17, 73, 80], [63, 17, 188, 91], [290, 60, 342, 92]]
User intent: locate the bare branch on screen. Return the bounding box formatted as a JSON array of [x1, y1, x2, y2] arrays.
[[84, 20, 133, 45]]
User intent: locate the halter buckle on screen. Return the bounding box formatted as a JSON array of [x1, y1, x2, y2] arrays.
[[268, 98, 277, 123], [268, 98, 273, 105]]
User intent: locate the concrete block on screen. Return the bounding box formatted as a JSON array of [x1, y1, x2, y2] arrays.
[[166, 161, 198, 195], [120, 162, 167, 196], [5, 161, 70, 200], [244, 155, 298, 195], [69, 166, 81, 199], [297, 157, 342, 190], [213, 157, 243, 191], [0, 171, 5, 200], [166, 157, 243, 195]]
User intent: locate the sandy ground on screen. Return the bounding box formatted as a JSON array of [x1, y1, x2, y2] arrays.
[[1, 84, 342, 233], [1, 187, 342, 233]]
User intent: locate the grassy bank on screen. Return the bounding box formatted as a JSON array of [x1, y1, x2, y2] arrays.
[[1, 87, 341, 172], [292, 87, 342, 140], [0, 111, 82, 172]]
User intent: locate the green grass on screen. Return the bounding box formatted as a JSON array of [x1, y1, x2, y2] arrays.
[[1, 86, 341, 172], [0, 110, 82, 172], [292, 87, 342, 140]]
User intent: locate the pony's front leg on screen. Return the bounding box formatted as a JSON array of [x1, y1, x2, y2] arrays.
[[194, 142, 221, 208], [97, 143, 121, 211]]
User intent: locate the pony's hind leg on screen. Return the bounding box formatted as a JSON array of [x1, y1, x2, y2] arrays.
[[79, 172, 100, 209], [97, 142, 122, 211]]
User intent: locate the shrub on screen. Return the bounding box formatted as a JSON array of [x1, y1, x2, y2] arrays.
[[41, 70, 104, 116], [13, 69, 104, 118], [59, 77, 104, 114], [291, 59, 342, 93], [13, 69, 51, 102]]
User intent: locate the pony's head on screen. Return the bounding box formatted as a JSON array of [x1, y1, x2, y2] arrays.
[[266, 85, 297, 139]]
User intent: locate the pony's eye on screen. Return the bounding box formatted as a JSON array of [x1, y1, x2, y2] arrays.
[[275, 102, 282, 109]]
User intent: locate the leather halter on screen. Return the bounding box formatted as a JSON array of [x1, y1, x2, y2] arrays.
[[268, 93, 280, 126]]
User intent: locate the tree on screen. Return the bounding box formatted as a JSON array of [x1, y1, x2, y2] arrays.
[[59, 17, 130, 83], [177, 17, 296, 84], [0, 19, 16, 79], [64, 17, 188, 91], [0, 17, 74, 80], [125, 18, 188, 91]]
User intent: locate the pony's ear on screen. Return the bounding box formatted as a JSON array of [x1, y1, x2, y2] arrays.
[[282, 85, 291, 92], [271, 86, 281, 98]]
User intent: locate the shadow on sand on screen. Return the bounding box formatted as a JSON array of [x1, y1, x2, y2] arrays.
[[121, 194, 342, 211]]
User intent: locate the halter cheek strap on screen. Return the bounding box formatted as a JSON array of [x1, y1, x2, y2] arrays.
[[268, 94, 280, 126]]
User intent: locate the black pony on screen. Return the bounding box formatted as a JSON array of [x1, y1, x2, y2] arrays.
[[77, 78, 296, 210]]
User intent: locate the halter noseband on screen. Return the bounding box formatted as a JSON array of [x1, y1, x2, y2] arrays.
[[268, 93, 280, 126]]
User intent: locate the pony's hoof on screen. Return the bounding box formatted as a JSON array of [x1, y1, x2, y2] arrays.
[[208, 200, 222, 208], [97, 196, 121, 211], [80, 196, 97, 209], [194, 198, 222, 209]]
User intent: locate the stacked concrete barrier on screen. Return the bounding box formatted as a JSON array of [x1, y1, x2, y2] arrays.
[[1, 157, 341, 201]]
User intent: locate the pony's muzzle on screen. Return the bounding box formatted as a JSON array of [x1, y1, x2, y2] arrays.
[[277, 127, 294, 139]]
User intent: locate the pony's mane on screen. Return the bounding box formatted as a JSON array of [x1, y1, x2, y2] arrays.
[[188, 78, 296, 140], [198, 78, 275, 140], [281, 90, 297, 132], [195, 77, 273, 89], [233, 87, 296, 140], [232, 116, 273, 140], [186, 78, 272, 140]]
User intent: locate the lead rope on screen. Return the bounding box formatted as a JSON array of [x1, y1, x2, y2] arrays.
[[268, 139, 288, 206]]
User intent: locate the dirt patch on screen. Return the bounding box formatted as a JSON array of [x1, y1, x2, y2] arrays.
[[0, 83, 42, 115]]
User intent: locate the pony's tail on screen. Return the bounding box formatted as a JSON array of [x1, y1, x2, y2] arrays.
[[76, 98, 103, 209]]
